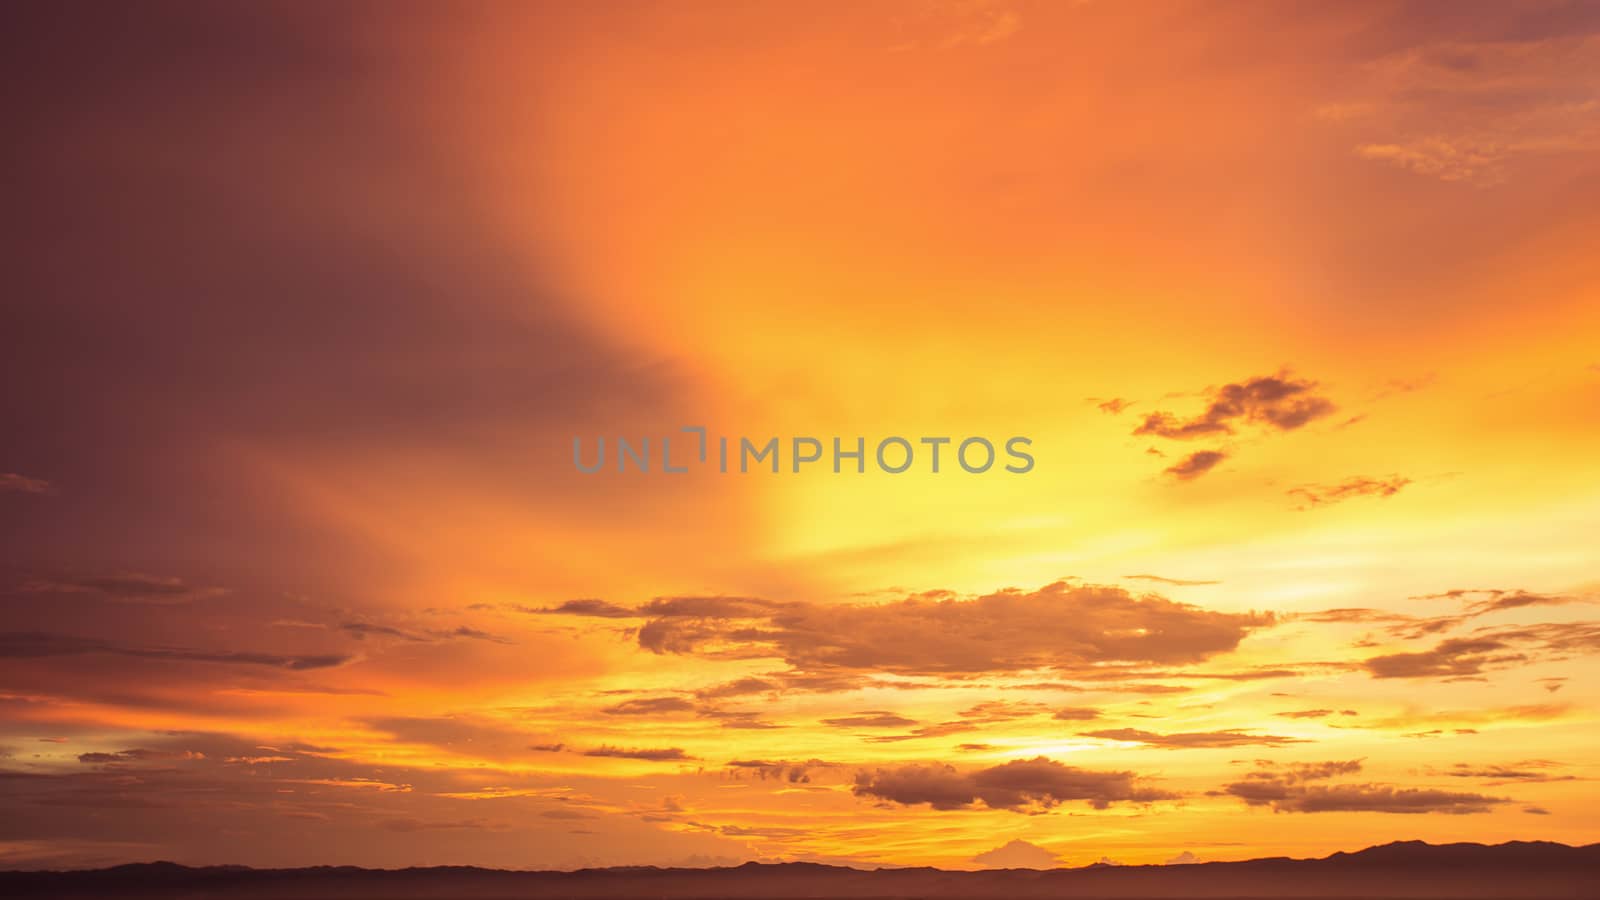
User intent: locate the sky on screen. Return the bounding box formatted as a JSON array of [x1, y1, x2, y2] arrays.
[[2, 0, 1599, 872]]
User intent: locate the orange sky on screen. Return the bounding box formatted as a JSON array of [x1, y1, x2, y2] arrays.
[[2, 0, 1598, 871]]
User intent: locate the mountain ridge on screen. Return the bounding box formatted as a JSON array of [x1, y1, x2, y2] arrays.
[[2, 839, 1594, 898]]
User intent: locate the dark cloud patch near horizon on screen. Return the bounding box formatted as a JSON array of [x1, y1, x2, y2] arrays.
[[821, 712, 919, 729], [531, 599, 641, 619], [1221, 758, 1506, 814], [724, 758, 839, 783], [1134, 373, 1337, 440], [1362, 621, 1600, 679], [16, 572, 218, 605], [693, 677, 780, 699], [853, 756, 1175, 812], [1226, 781, 1506, 814], [1083, 727, 1305, 749], [602, 697, 698, 716], [583, 746, 695, 762], [78, 748, 203, 765], [1364, 637, 1526, 678], [1434, 761, 1577, 785], [339, 621, 512, 644], [624, 581, 1274, 678], [0, 631, 350, 671]]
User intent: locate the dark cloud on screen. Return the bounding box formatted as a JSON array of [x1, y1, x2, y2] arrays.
[[1082, 728, 1305, 749], [17, 572, 221, 605], [0, 473, 52, 494], [341, 622, 423, 641], [852, 756, 1175, 812], [821, 712, 919, 728], [582, 746, 695, 761], [1289, 476, 1411, 509], [78, 748, 203, 765], [698, 708, 783, 730], [1435, 761, 1577, 785], [1093, 398, 1132, 415], [863, 721, 981, 743], [1246, 759, 1364, 782], [1225, 781, 1506, 814], [1364, 638, 1525, 678], [957, 701, 1050, 722], [601, 697, 698, 716], [1134, 373, 1337, 440], [1165, 451, 1227, 481], [1052, 707, 1101, 721], [693, 677, 778, 699], [628, 581, 1274, 678], [1461, 590, 1584, 616], [724, 759, 838, 783], [0, 631, 349, 670], [1273, 709, 1357, 719], [1124, 574, 1221, 586], [532, 599, 639, 619], [1221, 758, 1505, 814]]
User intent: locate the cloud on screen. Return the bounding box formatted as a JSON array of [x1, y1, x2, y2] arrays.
[[1124, 574, 1220, 586], [694, 677, 778, 699], [601, 697, 698, 716], [724, 759, 838, 783], [582, 746, 695, 761], [19, 573, 221, 605], [1364, 637, 1525, 678], [1222, 758, 1506, 814], [1165, 850, 1202, 865], [531, 599, 639, 619], [77, 748, 204, 765], [1249, 759, 1365, 783], [626, 581, 1274, 678], [972, 838, 1057, 869], [1288, 476, 1411, 509], [1306, 589, 1592, 645], [1226, 781, 1507, 814], [1460, 590, 1585, 616], [1360, 619, 1600, 680], [0, 473, 52, 494], [852, 756, 1175, 812], [1082, 728, 1304, 749], [1164, 451, 1227, 481], [1052, 707, 1101, 721], [1333, 23, 1600, 184], [1435, 761, 1577, 785], [1092, 398, 1133, 415], [1274, 709, 1358, 719], [338, 620, 512, 645], [1134, 373, 1337, 440], [821, 712, 919, 728], [0, 631, 349, 670]]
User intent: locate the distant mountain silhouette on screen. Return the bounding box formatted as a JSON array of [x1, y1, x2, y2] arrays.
[[1, 840, 1593, 898]]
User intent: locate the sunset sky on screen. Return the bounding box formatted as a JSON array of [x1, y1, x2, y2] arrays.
[[3, 0, 1599, 872]]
